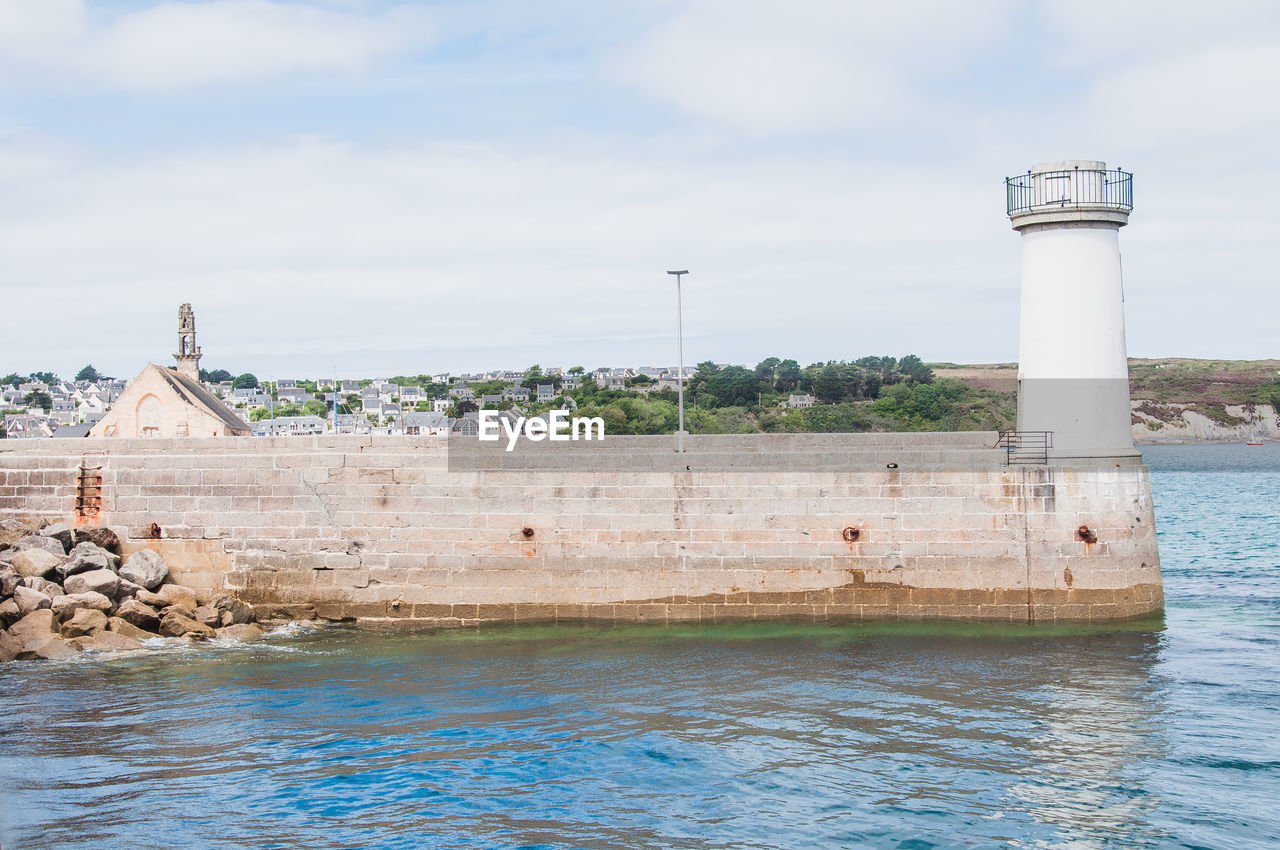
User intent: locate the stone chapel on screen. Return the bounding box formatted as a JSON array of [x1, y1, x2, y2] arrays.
[[88, 305, 251, 438]]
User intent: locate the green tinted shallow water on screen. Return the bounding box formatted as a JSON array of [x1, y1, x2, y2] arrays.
[[1, 444, 1278, 849]]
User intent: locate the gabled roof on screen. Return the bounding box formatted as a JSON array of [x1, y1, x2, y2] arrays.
[[154, 365, 251, 434]]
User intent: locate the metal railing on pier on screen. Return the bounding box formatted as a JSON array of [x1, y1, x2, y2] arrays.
[[1005, 167, 1132, 216], [997, 431, 1053, 465]]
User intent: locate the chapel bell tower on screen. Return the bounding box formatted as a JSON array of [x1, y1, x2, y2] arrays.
[[174, 303, 202, 380]]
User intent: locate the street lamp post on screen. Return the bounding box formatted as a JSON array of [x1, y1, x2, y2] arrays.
[[667, 270, 688, 453]]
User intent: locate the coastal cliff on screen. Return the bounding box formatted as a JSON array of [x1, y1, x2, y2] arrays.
[[1132, 402, 1279, 445]]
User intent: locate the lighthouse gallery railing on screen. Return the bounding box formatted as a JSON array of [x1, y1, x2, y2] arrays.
[[1005, 167, 1132, 216]]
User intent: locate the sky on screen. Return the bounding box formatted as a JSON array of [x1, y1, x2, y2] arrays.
[[1, 0, 1278, 380]]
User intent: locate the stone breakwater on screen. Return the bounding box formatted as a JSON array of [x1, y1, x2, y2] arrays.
[[0, 518, 265, 663], [0, 433, 1163, 628]]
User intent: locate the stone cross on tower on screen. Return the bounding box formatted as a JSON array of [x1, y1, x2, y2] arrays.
[[174, 303, 202, 380]]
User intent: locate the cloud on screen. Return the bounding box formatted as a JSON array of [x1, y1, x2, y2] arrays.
[[614, 0, 1016, 133], [0, 1, 1277, 378], [0, 0, 432, 91], [1080, 42, 1280, 144], [1041, 0, 1280, 67], [0, 136, 1026, 377]]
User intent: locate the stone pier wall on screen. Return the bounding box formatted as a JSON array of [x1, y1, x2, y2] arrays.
[[0, 433, 1163, 626]]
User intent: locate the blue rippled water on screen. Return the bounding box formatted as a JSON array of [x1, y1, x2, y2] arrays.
[[2, 443, 1279, 848]]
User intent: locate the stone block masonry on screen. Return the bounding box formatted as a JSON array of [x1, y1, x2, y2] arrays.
[[0, 433, 1162, 627]]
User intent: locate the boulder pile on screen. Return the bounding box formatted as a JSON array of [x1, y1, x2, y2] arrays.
[[0, 518, 264, 662]]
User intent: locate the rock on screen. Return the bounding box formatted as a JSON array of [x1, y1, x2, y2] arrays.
[[60, 542, 118, 578], [22, 576, 63, 598], [161, 604, 196, 621], [61, 608, 109, 638], [116, 578, 143, 600], [119, 549, 169, 590], [193, 605, 221, 628], [159, 611, 215, 640], [106, 616, 153, 640], [153, 584, 198, 610], [8, 609, 57, 646], [63, 568, 120, 599], [216, 623, 265, 642], [0, 567, 17, 598], [51, 591, 113, 622], [0, 518, 34, 549], [9, 548, 62, 579], [0, 598, 21, 628], [37, 522, 73, 553], [0, 629, 22, 662], [213, 595, 256, 625], [75, 526, 120, 554], [19, 636, 80, 660], [0, 548, 17, 564], [258, 604, 317, 624], [72, 630, 142, 652], [13, 585, 51, 615], [115, 599, 161, 631], [14, 535, 65, 557], [135, 588, 166, 608]]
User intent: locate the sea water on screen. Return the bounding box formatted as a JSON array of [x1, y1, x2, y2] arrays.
[[1, 444, 1278, 848]]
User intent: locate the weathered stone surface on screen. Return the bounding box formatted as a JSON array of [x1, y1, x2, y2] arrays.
[[63, 569, 120, 599], [0, 548, 16, 565], [116, 578, 143, 600], [119, 549, 169, 591], [14, 535, 65, 557], [153, 584, 198, 610], [0, 519, 34, 549], [20, 636, 80, 660], [22, 576, 63, 598], [106, 616, 153, 641], [60, 543, 118, 578], [0, 629, 22, 662], [8, 608, 57, 646], [159, 612, 215, 640], [193, 605, 221, 628], [161, 604, 196, 621], [13, 585, 51, 615], [51, 591, 113, 621], [61, 608, 109, 638], [216, 623, 265, 642], [75, 526, 121, 554], [135, 588, 165, 608], [9, 548, 61, 579], [72, 630, 143, 652], [115, 599, 161, 631], [0, 598, 21, 628], [0, 567, 17, 598], [0, 435, 1167, 626], [213, 596, 255, 625], [37, 522, 73, 553]]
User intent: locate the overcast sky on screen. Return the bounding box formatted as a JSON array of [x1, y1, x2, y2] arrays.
[[2, 0, 1277, 380]]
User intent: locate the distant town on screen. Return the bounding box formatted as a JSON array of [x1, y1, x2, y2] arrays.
[[4, 306, 1274, 441], [0, 356, 963, 439]]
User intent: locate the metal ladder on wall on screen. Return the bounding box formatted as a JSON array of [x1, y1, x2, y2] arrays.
[[997, 431, 1053, 465], [76, 452, 105, 523]]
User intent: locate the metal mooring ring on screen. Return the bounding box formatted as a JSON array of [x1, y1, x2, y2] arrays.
[[842, 527, 861, 543]]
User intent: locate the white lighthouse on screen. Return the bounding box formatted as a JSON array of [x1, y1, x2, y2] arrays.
[[1007, 160, 1136, 459]]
